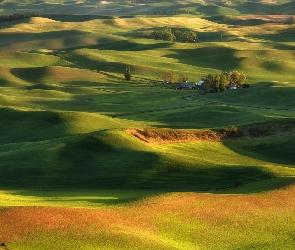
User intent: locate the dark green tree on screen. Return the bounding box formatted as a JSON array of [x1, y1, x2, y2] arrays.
[[125, 66, 131, 80], [204, 71, 246, 92], [215, 72, 229, 92], [229, 71, 246, 85], [204, 74, 216, 92]]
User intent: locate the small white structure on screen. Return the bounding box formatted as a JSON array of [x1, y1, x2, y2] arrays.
[[197, 80, 204, 86], [228, 83, 237, 90]]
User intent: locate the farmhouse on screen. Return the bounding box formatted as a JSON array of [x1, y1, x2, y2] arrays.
[[181, 81, 196, 89]]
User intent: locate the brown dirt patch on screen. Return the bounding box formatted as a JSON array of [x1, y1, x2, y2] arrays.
[[126, 123, 295, 145], [237, 15, 295, 22]]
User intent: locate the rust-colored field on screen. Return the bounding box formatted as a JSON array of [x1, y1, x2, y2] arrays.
[[1, 186, 295, 249]]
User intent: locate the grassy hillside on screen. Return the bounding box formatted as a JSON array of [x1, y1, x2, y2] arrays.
[[0, 1, 295, 248], [0, 6, 293, 199]]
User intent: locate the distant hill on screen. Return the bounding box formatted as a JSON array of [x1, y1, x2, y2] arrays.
[[0, 0, 294, 16]]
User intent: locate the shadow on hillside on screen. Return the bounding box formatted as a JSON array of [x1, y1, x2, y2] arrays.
[[0, 143, 275, 201], [197, 5, 240, 15], [205, 15, 268, 26], [108, 82, 295, 127], [274, 41, 295, 50], [166, 46, 242, 71], [0, 16, 34, 29], [0, 164, 275, 203], [11, 67, 54, 84], [94, 39, 172, 51], [42, 14, 116, 22], [210, 176, 295, 195], [234, 2, 277, 15], [252, 32, 295, 43], [0, 123, 276, 196], [223, 134, 295, 167], [9, 177, 295, 204], [196, 30, 245, 42], [0, 30, 90, 48], [0, 108, 288, 201], [0, 108, 68, 145], [198, 0, 295, 16]]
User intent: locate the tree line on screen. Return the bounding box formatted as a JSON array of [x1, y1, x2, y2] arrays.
[[140, 28, 197, 43], [0, 13, 40, 22], [203, 71, 246, 92], [110, 0, 158, 2], [146, 9, 197, 15], [162, 71, 188, 83]]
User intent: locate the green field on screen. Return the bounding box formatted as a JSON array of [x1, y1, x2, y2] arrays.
[[0, 0, 295, 249]]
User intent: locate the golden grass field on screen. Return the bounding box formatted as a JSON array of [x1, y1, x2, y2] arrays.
[[1, 185, 295, 249]]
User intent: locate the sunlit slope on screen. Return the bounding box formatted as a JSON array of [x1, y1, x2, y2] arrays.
[[1, 15, 294, 82], [0, 30, 123, 51], [1, 184, 295, 249], [0, 16, 221, 51], [2, 41, 293, 84], [0, 65, 123, 111], [62, 46, 204, 81], [61, 38, 295, 83], [9, 66, 107, 84], [0, 51, 68, 67], [0, 17, 125, 51], [2, 66, 295, 130]]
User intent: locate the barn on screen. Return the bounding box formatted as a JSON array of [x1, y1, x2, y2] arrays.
[[181, 81, 196, 89]]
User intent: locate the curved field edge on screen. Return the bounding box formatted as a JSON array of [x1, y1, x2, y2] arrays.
[[1, 184, 295, 249], [126, 122, 295, 144]]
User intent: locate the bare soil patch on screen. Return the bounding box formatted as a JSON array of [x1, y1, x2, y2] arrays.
[[127, 123, 295, 145], [238, 15, 295, 22]]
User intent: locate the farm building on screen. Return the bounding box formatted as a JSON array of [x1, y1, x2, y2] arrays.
[[181, 81, 196, 89], [197, 80, 204, 86], [227, 83, 237, 90]]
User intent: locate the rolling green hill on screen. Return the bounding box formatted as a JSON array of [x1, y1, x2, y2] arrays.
[[0, 1, 295, 249], [0, 9, 294, 191]]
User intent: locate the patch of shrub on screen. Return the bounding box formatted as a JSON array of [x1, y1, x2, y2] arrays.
[[139, 28, 197, 43], [0, 13, 40, 22]]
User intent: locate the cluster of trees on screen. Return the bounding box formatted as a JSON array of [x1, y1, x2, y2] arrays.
[[0, 13, 40, 22], [203, 71, 246, 93], [162, 71, 187, 83], [125, 0, 156, 2], [140, 28, 197, 43], [146, 9, 196, 15], [170, 9, 197, 15]]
